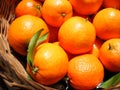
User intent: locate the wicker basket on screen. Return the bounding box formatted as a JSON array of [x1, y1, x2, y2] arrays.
[[0, 0, 120, 90], [0, 0, 57, 90]]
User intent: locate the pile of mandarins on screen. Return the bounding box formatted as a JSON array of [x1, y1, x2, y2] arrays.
[[7, 0, 120, 89]]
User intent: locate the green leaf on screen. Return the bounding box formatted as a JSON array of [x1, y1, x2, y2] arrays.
[[99, 72, 120, 88], [36, 32, 49, 47], [27, 72, 33, 80], [27, 28, 44, 67]]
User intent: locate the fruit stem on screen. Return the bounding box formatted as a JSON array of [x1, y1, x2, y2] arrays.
[[61, 12, 66, 17], [85, 17, 89, 22], [108, 43, 112, 50], [32, 67, 39, 74], [35, 4, 41, 10]]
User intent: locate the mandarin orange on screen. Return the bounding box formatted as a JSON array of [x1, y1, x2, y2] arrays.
[[58, 16, 96, 54], [68, 54, 104, 90], [41, 0, 73, 27], [27, 43, 68, 85], [93, 8, 120, 40], [99, 38, 120, 72], [8, 15, 49, 56], [15, 0, 42, 17]]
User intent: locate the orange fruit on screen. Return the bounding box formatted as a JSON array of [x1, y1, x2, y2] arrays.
[[15, 0, 42, 17], [68, 54, 104, 90], [8, 15, 49, 56], [99, 38, 120, 72], [103, 0, 120, 9], [93, 8, 120, 40], [41, 0, 73, 27], [88, 37, 104, 57], [58, 16, 96, 54], [27, 43, 68, 85], [69, 0, 103, 15]]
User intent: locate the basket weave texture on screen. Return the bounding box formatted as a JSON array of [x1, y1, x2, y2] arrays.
[[0, 0, 57, 90]]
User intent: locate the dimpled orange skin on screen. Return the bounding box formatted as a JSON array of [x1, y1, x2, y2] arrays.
[[99, 38, 120, 72], [41, 0, 73, 27], [32, 43, 69, 85], [8, 15, 49, 56], [58, 16, 96, 54], [68, 54, 104, 90], [93, 8, 120, 40]]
